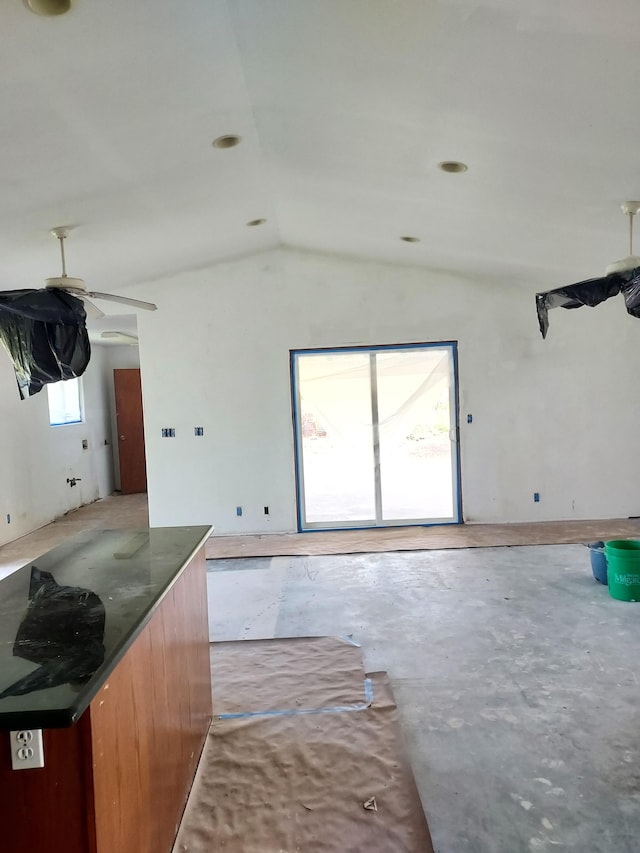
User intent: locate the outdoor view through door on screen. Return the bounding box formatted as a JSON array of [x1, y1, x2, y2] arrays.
[[291, 343, 461, 531]]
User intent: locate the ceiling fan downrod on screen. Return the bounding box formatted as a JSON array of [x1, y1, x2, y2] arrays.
[[51, 226, 70, 278], [624, 201, 640, 256]]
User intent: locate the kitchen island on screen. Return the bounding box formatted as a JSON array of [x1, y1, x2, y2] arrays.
[[0, 525, 213, 853]]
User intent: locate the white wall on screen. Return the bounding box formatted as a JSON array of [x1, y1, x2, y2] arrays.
[[0, 342, 115, 547], [136, 247, 640, 534]]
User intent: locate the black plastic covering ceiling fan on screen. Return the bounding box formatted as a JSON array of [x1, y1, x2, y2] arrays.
[[0, 227, 156, 399], [536, 202, 640, 338], [44, 226, 157, 318]]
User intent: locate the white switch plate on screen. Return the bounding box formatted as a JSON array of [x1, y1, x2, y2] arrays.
[[9, 729, 44, 769]]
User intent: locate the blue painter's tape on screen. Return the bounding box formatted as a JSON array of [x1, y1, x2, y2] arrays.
[[217, 678, 374, 720], [339, 635, 361, 647], [364, 677, 373, 704], [218, 702, 368, 720]]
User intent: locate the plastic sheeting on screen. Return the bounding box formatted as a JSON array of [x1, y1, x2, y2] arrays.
[[536, 268, 640, 338], [0, 288, 90, 399], [0, 567, 105, 699]]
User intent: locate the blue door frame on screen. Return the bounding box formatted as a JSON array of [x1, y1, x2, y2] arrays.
[[290, 341, 462, 532]]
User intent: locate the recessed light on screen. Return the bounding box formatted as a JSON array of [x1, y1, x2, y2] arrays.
[[246, 218, 266, 227], [212, 135, 241, 149], [24, 0, 71, 14], [401, 236, 420, 243], [438, 161, 468, 173]]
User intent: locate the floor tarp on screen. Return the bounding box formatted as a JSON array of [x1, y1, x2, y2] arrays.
[[173, 637, 434, 853]]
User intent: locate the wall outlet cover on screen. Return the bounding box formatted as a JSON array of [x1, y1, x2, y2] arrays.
[[10, 729, 44, 770]]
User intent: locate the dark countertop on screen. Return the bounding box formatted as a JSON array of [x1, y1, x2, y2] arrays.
[[0, 525, 212, 730]]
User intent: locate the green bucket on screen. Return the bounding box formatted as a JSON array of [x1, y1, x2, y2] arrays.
[[604, 540, 640, 602]]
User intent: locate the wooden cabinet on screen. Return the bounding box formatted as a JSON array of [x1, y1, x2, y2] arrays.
[[0, 533, 212, 853]]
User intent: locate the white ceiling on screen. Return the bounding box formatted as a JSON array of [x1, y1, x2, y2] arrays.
[[3, 0, 640, 310]]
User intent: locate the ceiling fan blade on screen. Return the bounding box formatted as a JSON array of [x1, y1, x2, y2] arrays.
[[86, 291, 157, 311], [536, 274, 624, 339], [77, 296, 105, 319], [544, 274, 622, 306]]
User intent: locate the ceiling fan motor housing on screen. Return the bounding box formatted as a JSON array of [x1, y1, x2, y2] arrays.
[[605, 256, 640, 276], [604, 202, 640, 275], [45, 277, 87, 293]]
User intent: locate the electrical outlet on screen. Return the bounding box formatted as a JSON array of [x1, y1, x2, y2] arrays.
[[236, 506, 242, 516], [6, 514, 9, 524], [10, 730, 44, 770], [264, 506, 269, 515], [534, 492, 540, 502]]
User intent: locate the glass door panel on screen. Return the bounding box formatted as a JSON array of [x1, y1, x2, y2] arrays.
[[292, 343, 460, 530], [375, 347, 455, 522], [295, 351, 376, 525]]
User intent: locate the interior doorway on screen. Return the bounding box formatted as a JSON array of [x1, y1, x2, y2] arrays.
[[291, 343, 461, 531], [114, 368, 147, 494]]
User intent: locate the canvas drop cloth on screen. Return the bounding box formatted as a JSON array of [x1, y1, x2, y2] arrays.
[[173, 637, 434, 853]]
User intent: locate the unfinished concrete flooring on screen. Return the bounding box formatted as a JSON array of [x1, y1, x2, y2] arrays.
[[208, 546, 640, 852], [2, 499, 639, 851]]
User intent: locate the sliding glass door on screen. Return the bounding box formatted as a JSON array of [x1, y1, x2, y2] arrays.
[[291, 343, 460, 530]]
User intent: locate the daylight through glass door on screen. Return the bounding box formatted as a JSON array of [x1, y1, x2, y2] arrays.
[[291, 343, 460, 530]]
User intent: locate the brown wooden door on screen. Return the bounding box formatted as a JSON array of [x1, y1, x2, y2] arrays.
[[114, 368, 147, 494]]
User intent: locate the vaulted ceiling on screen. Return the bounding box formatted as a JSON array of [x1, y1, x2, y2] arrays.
[[3, 0, 640, 307]]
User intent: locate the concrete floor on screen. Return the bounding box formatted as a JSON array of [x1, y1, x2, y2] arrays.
[[208, 546, 640, 853], [3, 498, 640, 851]]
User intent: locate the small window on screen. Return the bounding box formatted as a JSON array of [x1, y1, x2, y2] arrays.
[[47, 377, 83, 426]]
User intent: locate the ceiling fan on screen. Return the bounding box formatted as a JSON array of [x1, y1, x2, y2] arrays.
[[536, 202, 640, 338], [100, 331, 139, 345], [44, 227, 157, 318]]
